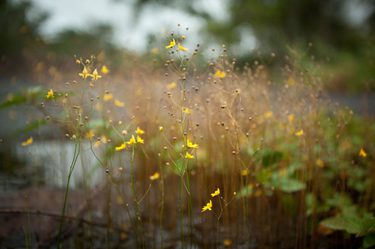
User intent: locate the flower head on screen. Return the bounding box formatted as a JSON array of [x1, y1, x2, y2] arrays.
[[295, 129, 304, 137], [46, 89, 54, 99], [359, 148, 367, 158], [103, 93, 113, 101], [214, 70, 226, 79], [288, 114, 295, 122], [127, 135, 136, 145], [264, 111, 273, 119], [85, 130, 95, 139], [187, 139, 199, 149], [136, 127, 145, 135], [101, 65, 109, 74], [201, 200, 213, 212], [167, 82, 177, 90], [185, 152, 194, 159], [21, 137, 33, 146], [79, 66, 90, 79], [178, 43, 188, 52], [211, 188, 220, 197], [182, 107, 191, 115], [149, 172, 160, 181], [115, 142, 127, 151], [136, 136, 144, 144], [91, 69, 102, 80], [241, 169, 250, 176], [165, 39, 176, 49], [114, 99, 125, 107]]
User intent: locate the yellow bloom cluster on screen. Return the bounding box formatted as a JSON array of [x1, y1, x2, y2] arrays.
[[79, 66, 108, 80], [115, 127, 145, 151], [201, 188, 221, 213]]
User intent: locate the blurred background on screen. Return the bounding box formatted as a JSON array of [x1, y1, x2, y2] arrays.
[[1, 0, 374, 91], [1, 1, 375, 247]]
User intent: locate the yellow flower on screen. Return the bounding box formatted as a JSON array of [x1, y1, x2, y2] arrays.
[[115, 142, 126, 151], [149, 172, 160, 181], [150, 47, 159, 55], [166, 82, 177, 90], [223, 239, 232, 247], [136, 127, 145, 135], [101, 65, 109, 74], [264, 111, 273, 119], [85, 130, 95, 139], [359, 148, 367, 158], [287, 77, 296, 85], [182, 107, 191, 115], [178, 43, 188, 52], [241, 168, 250, 176], [136, 136, 144, 144], [91, 69, 102, 80], [214, 70, 226, 79], [103, 93, 113, 101], [101, 135, 109, 144], [185, 152, 194, 159], [114, 99, 125, 107], [201, 200, 213, 212], [79, 66, 90, 79], [46, 89, 54, 99], [187, 139, 199, 149], [316, 158, 324, 168], [21, 137, 33, 146], [211, 188, 220, 197], [127, 135, 136, 145], [288, 114, 294, 122], [165, 39, 176, 49], [159, 126, 164, 132], [295, 129, 304, 136]]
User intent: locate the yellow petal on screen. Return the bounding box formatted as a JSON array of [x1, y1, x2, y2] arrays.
[[136, 127, 145, 135], [185, 152, 194, 159], [214, 70, 226, 79], [101, 65, 109, 74], [210, 188, 220, 197], [46, 89, 54, 99], [165, 39, 176, 49], [114, 99, 125, 107], [21, 137, 33, 146], [295, 129, 304, 136], [149, 172, 160, 181], [178, 43, 188, 52], [359, 148, 367, 158], [103, 93, 113, 101], [115, 142, 126, 151]]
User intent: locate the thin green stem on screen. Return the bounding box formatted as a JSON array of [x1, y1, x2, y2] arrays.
[[57, 140, 80, 249]]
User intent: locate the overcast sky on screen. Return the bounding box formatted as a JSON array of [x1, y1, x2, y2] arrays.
[[29, 0, 371, 54], [30, 0, 229, 52]]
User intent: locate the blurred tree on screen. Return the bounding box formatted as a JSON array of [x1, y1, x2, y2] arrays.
[[132, 0, 375, 91], [50, 24, 117, 56], [0, 0, 47, 71]]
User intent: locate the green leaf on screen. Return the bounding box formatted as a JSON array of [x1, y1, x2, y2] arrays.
[[279, 178, 306, 192], [236, 184, 254, 198], [0, 87, 44, 109], [363, 234, 375, 248], [14, 119, 48, 135], [261, 150, 283, 167], [321, 216, 348, 231], [321, 212, 375, 236], [173, 158, 186, 176]]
